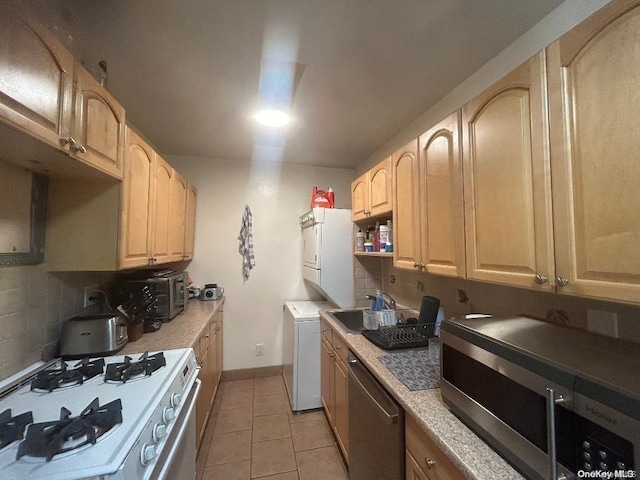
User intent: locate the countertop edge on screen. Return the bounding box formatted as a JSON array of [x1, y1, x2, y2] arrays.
[[320, 310, 523, 480]]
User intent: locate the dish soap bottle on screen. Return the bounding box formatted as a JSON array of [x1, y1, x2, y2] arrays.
[[371, 289, 385, 311]]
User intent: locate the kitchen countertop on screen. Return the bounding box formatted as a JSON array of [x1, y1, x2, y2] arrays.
[[120, 298, 224, 355], [319, 310, 523, 480]]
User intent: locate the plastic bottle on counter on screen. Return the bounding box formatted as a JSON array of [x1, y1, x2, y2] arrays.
[[379, 224, 389, 252], [355, 229, 365, 252]]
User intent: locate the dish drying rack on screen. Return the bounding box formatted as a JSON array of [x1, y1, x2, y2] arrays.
[[362, 323, 434, 350]]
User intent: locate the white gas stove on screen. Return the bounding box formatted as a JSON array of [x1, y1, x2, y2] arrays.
[[0, 348, 200, 480]]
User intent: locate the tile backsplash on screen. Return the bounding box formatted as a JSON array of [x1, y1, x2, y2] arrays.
[[0, 265, 113, 380], [355, 257, 640, 344]]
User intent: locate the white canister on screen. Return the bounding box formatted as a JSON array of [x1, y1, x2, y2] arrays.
[[379, 225, 389, 251], [355, 229, 365, 252]]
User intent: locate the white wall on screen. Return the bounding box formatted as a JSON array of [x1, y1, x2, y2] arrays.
[[356, 0, 612, 174], [167, 156, 353, 370]]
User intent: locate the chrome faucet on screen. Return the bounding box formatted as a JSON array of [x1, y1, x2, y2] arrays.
[[364, 292, 396, 310]]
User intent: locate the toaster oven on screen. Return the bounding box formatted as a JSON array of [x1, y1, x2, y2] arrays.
[[440, 316, 639, 480], [111, 271, 189, 322]]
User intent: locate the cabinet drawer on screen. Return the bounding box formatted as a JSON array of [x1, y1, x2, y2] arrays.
[[320, 317, 333, 344], [333, 334, 349, 364], [406, 415, 464, 480]]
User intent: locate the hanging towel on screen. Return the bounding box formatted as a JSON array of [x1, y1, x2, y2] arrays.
[[238, 205, 255, 281]]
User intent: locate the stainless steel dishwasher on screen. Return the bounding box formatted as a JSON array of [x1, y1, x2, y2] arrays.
[[347, 351, 405, 480]]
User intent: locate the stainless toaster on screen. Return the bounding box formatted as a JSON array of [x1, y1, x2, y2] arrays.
[[60, 314, 128, 359]]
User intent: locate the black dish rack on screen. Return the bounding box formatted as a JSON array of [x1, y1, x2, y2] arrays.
[[362, 323, 434, 350]]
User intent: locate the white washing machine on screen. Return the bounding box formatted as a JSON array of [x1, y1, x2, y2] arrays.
[[282, 300, 334, 411]]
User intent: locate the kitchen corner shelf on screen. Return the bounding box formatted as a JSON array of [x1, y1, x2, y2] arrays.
[[354, 252, 393, 258]]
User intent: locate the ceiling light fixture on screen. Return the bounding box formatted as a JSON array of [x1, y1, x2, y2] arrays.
[[254, 109, 291, 127]]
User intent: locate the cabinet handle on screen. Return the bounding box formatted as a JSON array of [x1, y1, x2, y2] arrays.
[[322, 328, 328, 332], [555, 277, 569, 287], [336, 345, 341, 350], [62, 136, 77, 146], [535, 275, 548, 285], [413, 262, 420, 268], [425, 458, 435, 469], [329, 352, 335, 358], [74, 144, 87, 154]]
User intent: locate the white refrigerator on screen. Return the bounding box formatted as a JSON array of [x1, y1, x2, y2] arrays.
[[282, 300, 334, 411]]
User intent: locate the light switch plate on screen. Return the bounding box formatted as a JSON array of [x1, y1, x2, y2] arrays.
[[587, 309, 618, 338]]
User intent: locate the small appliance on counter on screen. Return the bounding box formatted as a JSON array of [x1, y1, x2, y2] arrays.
[[59, 313, 128, 359], [200, 283, 224, 301]]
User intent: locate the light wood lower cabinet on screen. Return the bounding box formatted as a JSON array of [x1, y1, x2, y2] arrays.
[[462, 51, 555, 291], [196, 309, 224, 452], [547, 0, 640, 303], [405, 415, 464, 480], [320, 318, 349, 461]]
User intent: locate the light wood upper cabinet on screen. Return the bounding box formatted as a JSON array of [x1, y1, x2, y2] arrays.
[[71, 65, 125, 179], [462, 51, 555, 291], [547, 0, 640, 304], [184, 182, 198, 260], [351, 157, 392, 221], [169, 170, 188, 261], [0, 8, 73, 150], [151, 154, 173, 265], [393, 139, 422, 270], [119, 128, 154, 269], [420, 112, 465, 278]]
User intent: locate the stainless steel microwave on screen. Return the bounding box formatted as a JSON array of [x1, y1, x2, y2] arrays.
[[440, 316, 639, 480], [111, 270, 188, 322]]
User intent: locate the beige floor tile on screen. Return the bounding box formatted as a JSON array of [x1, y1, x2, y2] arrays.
[[221, 388, 254, 410], [214, 407, 253, 434], [254, 471, 299, 480], [251, 437, 297, 478], [202, 459, 251, 480], [296, 446, 348, 480], [223, 378, 255, 393], [207, 429, 252, 466], [288, 409, 326, 424], [254, 393, 290, 417], [253, 413, 291, 443], [254, 376, 285, 396], [290, 419, 334, 452]]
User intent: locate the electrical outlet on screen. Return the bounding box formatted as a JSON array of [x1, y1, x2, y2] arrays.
[[255, 343, 264, 356], [83, 284, 100, 308], [587, 309, 618, 337]]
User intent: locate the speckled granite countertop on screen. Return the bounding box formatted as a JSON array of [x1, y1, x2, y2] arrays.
[[120, 298, 224, 355], [319, 310, 523, 480]]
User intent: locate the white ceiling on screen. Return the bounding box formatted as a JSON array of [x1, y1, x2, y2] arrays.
[[29, 0, 564, 168]]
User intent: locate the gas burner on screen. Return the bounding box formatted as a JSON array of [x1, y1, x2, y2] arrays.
[[105, 352, 166, 383], [16, 398, 122, 461], [0, 409, 33, 449], [31, 358, 105, 392]]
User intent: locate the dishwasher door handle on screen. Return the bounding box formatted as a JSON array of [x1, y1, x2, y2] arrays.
[[348, 357, 399, 425]]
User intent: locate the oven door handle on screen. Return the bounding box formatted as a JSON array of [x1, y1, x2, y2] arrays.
[[154, 378, 201, 480], [546, 388, 567, 480]]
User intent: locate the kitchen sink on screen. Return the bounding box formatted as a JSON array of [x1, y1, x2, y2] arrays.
[[326, 309, 367, 332]]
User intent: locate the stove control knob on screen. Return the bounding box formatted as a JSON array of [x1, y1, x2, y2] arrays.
[[163, 407, 176, 423], [153, 423, 167, 442], [171, 393, 182, 408], [140, 443, 157, 466]]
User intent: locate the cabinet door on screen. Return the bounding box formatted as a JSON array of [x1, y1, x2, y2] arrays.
[[0, 9, 73, 150], [351, 173, 368, 221], [184, 183, 197, 260], [206, 324, 217, 409], [168, 170, 188, 261], [419, 111, 465, 278], [462, 51, 555, 290], [333, 357, 349, 461], [547, 0, 640, 303], [72, 66, 125, 179], [406, 451, 430, 480], [215, 312, 223, 387], [151, 155, 173, 264], [119, 127, 153, 269], [195, 339, 211, 450], [392, 139, 422, 271], [369, 157, 392, 217], [320, 336, 334, 425]]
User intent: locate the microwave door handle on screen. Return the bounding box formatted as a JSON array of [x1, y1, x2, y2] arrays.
[[546, 388, 567, 480]]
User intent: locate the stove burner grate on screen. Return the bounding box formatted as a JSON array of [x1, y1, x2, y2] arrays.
[[0, 409, 33, 449], [31, 358, 105, 392], [17, 397, 122, 461], [105, 352, 166, 383]]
